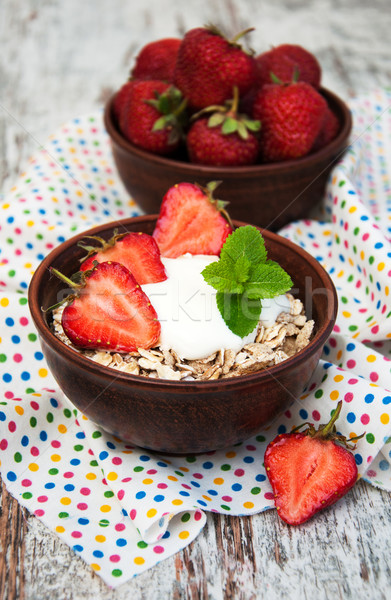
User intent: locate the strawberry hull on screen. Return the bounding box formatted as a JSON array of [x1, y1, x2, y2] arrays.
[[29, 216, 338, 454]]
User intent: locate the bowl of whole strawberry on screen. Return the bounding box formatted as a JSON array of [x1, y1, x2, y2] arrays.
[[104, 26, 352, 231], [29, 182, 338, 454]]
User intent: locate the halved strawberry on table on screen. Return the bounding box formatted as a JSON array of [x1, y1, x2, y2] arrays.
[[51, 262, 161, 353], [152, 181, 233, 258], [79, 231, 167, 285]]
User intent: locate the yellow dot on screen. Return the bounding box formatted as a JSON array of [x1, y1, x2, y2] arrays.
[[380, 413, 390, 425], [86, 472, 96, 480], [179, 531, 189, 540], [179, 467, 189, 472], [76, 190, 83, 197], [377, 262, 385, 271], [134, 556, 145, 565], [29, 463, 39, 471], [60, 497, 71, 505], [243, 501, 254, 509], [336, 350, 342, 360], [38, 368, 48, 378], [172, 499, 183, 506], [202, 495, 211, 502], [348, 206, 357, 213], [2, 203, 10, 209], [15, 405, 24, 415], [142, 478, 153, 485], [352, 331, 360, 339], [58, 424, 67, 434], [366, 355, 376, 363], [107, 472, 118, 481], [24, 262, 32, 269], [360, 251, 365, 260], [91, 563, 101, 571], [348, 258, 354, 267], [342, 311, 351, 318], [226, 451, 236, 458], [69, 147, 76, 154], [349, 432, 358, 440], [213, 478, 224, 485], [51, 454, 61, 462], [0, 298, 9, 307], [146, 508, 157, 518], [337, 270, 344, 278], [95, 535, 106, 543], [52, 196, 58, 203], [330, 390, 339, 401], [26, 221, 34, 227], [168, 475, 178, 482], [385, 286, 389, 297], [56, 526, 65, 533], [100, 505, 111, 513], [323, 229, 331, 236], [122, 450, 133, 454], [334, 374, 344, 382]]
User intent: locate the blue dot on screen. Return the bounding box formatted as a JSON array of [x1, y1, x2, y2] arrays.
[[7, 471, 17, 482], [78, 518, 89, 525], [64, 484, 75, 491], [360, 215, 369, 221], [38, 209, 46, 215], [207, 489, 218, 496], [99, 451, 108, 460], [3, 373, 12, 383], [76, 432, 85, 439], [159, 517, 165, 527], [106, 441, 116, 449], [6, 317, 14, 326], [323, 345, 330, 355], [202, 461, 213, 469], [383, 396, 391, 405], [365, 394, 374, 404], [162, 530, 170, 539], [34, 352, 44, 360], [93, 550, 104, 558], [197, 500, 207, 506], [139, 455, 150, 462], [0, 411, 6, 421], [26, 242, 33, 249], [255, 474, 266, 482], [136, 491, 146, 500], [21, 371, 30, 381], [70, 458, 80, 466], [73, 545, 84, 553], [39, 431, 47, 442], [11, 335, 20, 344], [7, 216, 14, 224], [379, 460, 389, 471], [57, 236, 65, 243], [243, 456, 254, 463], [347, 412, 356, 423], [299, 409, 308, 419], [232, 483, 242, 491], [21, 435, 29, 446], [122, 508, 127, 517], [45, 482, 55, 489], [374, 242, 384, 249], [191, 481, 200, 488], [50, 398, 58, 408], [154, 495, 165, 502], [277, 425, 286, 434], [157, 461, 168, 467], [355, 454, 363, 465], [346, 343, 355, 351], [116, 538, 127, 547], [179, 491, 190, 497]]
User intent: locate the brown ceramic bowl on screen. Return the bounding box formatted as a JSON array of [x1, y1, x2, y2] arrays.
[[28, 215, 337, 454], [104, 88, 351, 231]]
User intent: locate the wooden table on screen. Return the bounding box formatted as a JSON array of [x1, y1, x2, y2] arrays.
[[1, 1, 390, 598]]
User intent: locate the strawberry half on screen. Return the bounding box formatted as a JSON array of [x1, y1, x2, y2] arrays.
[[264, 401, 361, 526], [79, 231, 167, 285], [51, 262, 160, 353], [152, 182, 233, 258]]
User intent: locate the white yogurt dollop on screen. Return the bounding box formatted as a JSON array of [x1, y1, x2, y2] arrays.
[[141, 254, 290, 360]]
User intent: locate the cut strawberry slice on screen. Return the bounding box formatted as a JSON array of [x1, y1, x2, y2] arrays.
[[152, 181, 233, 258], [53, 261, 160, 353], [79, 231, 167, 285]]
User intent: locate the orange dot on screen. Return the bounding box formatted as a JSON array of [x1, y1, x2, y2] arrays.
[[142, 478, 153, 485], [86, 472, 96, 480], [380, 413, 389, 425], [336, 350, 342, 360], [38, 368, 48, 378], [29, 463, 39, 471], [226, 451, 236, 458], [168, 475, 178, 482], [243, 501, 254, 509], [348, 206, 357, 213], [91, 563, 101, 571], [213, 478, 224, 485], [334, 374, 344, 382], [377, 262, 385, 271], [0, 298, 9, 307], [15, 406, 24, 415], [330, 390, 339, 401], [51, 454, 61, 462], [56, 526, 65, 533], [202, 495, 211, 502], [58, 424, 67, 434], [342, 311, 351, 318], [179, 467, 189, 472]]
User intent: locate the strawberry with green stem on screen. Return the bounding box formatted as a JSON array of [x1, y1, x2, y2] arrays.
[[264, 400, 363, 525]]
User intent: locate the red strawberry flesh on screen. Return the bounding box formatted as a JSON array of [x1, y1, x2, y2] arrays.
[[80, 232, 167, 285], [152, 182, 233, 258], [62, 261, 160, 353]]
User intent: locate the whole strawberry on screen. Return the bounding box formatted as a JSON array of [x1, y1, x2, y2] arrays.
[[252, 79, 327, 162], [113, 80, 136, 122], [312, 106, 340, 151], [174, 25, 257, 110], [256, 44, 321, 88], [119, 80, 187, 155], [264, 401, 362, 526], [187, 87, 260, 166], [131, 38, 182, 82]]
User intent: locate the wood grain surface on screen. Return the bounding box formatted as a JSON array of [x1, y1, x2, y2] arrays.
[[1, 1, 391, 598]]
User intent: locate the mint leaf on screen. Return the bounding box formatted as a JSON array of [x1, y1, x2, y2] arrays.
[[221, 225, 267, 265], [246, 262, 293, 299], [216, 292, 262, 338], [201, 260, 244, 294]]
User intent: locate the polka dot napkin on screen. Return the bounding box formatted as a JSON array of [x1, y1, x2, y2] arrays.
[[1, 88, 390, 588]]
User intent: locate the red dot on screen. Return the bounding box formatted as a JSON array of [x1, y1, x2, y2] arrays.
[[246, 445, 256, 451], [5, 391, 14, 399], [110, 555, 120, 563], [117, 490, 125, 500], [329, 338, 337, 348], [30, 401, 40, 411], [157, 483, 167, 489], [147, 469, 157, 474], [222, 496, 232, 502], [234, 469, 244, 477], [8, 421, 16, 433], [193, 473, 203, 479], [154, 546, 164, 554], [264, 492, 274, 500], [371, 325, 379, 334], [77, 503, 88, 511], [370, 372, 379, 382], [37, 495, 48, 503], [115, 523, 126, 531], [0, 439, 8, 451], [194, 510, 202, 521], [20, 317, 29, 326], [344, 392, 353, 403], [362, 233, 369, 241], [51, 440, 61, 448], [333, 324, 341, 332], [312, 410, 321, 421], [34, 509, 45, 517], [361, 414, 370, 425], [80, 487, 91, 496], [112, 457, 122, 465], [346, 359, 356, 369], [121, 477, 132, 483], [30, 446, 39, 456], [13, 354, 23, 363], [64, 472, 74, 478], [129, 509, 137, 520], [348, 379, 358, 385], [21, 479, 32, 487], [71, 531, 82, 538]]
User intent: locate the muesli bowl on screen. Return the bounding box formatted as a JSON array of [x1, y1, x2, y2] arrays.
[[28, 215, 337, 454]]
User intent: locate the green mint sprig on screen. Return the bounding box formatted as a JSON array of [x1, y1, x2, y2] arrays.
[[202, 226, 293, 337]]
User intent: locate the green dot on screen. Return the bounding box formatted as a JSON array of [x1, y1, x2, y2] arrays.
[[58, 512, 69, 518], [341, 296, 348, 304], [63, 408, 72, 418], [67, 137, 73, 143], [104, 491, 114, 498], [112, 569, 122, 578], [99, 519, 110, 527], [19, 297, 27, 305], [335, 235, 340, 244], [6, 238, 14, 245], [221, 504, 231, 511], [256, 435, 266, 442], [341, 200, 346, 208], [25, 387, 35, 394], [321, 373, 328, 382], [314, 389, 323, 399], [221, 464, 231, 471], [48, 468, 59, 475], [30, 417, 37, 427], [90, 460, 98, 467], [366, 433, 375, 444], [89, 194, 96, 200], [347, 275, 354, 282], [73, 444, 84, 452], [181, 513, 190, 523], [115, 199, 122, 206], [338, 180, 346, 187], [352, 245, 357, 254], [174, 470, 184, 477], [93, 141, 100, 146], [70, 225, 77, 232], [353, 227, 360, 235], [251, 487, 261, 495], [25, 178, 31, 183], [28, 333, 37, 342], [366, 315, 374, 323], [48, 186, 55, 191], [134, 466, 144, 472], [365, 286, 370, 295], [348, 325, 358, 332], [23, 209, 30, 214], [0, 354, 7, 363], [55, 209, 61, 215], [137, 541, 148, 549], [185, 456, 196, 463], [46, 412, 54, 423], [36, 233, 43, 240], [369, 274, 373, 283], [14, 452, 22, 463], [22, 492, 33, 499], [368, 256, 374, 265], [8, 269, 16, 277], [92, 431, 102, 439]]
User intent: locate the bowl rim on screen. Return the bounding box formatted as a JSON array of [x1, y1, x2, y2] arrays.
[[104, 86, 352, 176], [28, 215, 338, 392]]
